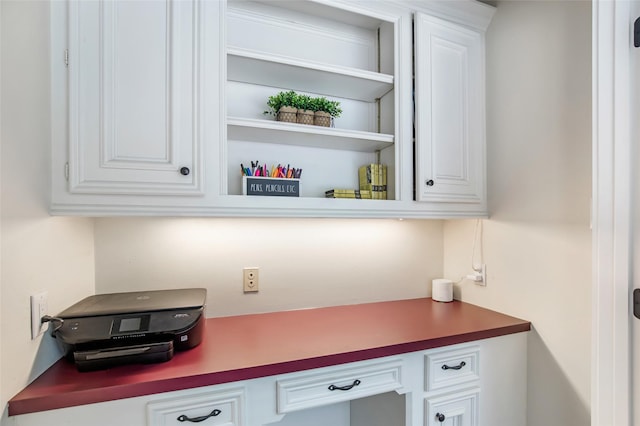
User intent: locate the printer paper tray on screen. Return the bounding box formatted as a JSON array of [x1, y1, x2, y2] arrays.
[[73, 341, 174, 372]]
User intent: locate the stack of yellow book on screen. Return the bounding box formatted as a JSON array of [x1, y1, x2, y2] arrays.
[[358, 164, 387, 200], [325, 189, 372, 199]]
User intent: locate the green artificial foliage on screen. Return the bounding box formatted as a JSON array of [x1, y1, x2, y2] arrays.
[[310, 96, 342, 118], [264, 91, 342, 118], [264, 90, 299, 116], [294, 94, 314, 111]]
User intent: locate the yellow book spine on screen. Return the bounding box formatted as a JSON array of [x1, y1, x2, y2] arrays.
[[382, 164, 387, 200], [372, 163, 378, 200]]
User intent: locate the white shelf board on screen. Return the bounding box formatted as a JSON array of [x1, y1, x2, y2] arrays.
[[227, 47, 394, 102], [230, 0, 387, 30], [227, 117, 394, 152]]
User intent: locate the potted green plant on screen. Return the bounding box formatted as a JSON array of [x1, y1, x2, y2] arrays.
[[264, 90, 298, 123], [264, 92, 343, 127], [294, 94, 314, 125], [310, 96, 342, 127]]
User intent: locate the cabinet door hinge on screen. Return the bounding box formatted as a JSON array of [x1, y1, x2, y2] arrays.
[[64, 49, 69, 67], [64, 162, 69, 181]]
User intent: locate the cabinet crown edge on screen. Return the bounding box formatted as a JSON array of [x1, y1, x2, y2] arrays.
[[401, 0, 495, 31]]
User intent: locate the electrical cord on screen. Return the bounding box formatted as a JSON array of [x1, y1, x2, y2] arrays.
[[452, 219, 485, 284], [41, 315, 64, 335], [471, 219, 483, 273]]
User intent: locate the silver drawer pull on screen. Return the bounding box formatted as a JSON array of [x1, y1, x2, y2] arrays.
[[441, 361, 466, 371], [328, 379, 361, 391]]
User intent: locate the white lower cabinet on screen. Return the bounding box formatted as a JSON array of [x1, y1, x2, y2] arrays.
[[423, 333, 527, 426], [11, 334, 526, 426], [424, 346, 481, 426]]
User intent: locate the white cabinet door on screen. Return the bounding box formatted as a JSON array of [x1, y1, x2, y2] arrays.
[[424, 388, 479, 426], [68, 0, 203, 195], [414, 12, 486, 205]]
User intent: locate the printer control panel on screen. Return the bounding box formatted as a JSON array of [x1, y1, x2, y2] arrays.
[[110, 315, 151, 335]]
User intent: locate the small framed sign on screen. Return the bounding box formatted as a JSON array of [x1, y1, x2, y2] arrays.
[[242, 176, 300, 197]]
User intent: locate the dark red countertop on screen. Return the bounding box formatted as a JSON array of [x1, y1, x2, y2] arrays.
[[8, 298, 530, 416]]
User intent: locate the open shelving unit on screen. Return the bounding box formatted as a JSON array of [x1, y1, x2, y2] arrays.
[[225, 0, 399, 200]]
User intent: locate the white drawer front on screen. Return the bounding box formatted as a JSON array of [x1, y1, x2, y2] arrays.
[[425, 345, 480, 391], [277, 359, 403, 413], [147, 387, 245, 426]]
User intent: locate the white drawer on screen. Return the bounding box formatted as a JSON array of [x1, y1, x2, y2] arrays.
[[425, 345, 480, 391], [277, 359, 403, 414], [147, 387, 245, 426]]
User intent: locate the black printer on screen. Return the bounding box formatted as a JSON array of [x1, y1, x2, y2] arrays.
[[51, 288, 206, 372]]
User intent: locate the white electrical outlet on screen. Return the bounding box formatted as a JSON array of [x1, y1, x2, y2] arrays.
[[466, 264, 487, 286], [30, 291, 49, 339], [243, 267, 259, 293]]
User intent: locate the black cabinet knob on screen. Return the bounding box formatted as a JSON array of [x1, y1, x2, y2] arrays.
[[426, 179, 434, 186], [180, 167, 190, 176], [435, 412, 445, 422]]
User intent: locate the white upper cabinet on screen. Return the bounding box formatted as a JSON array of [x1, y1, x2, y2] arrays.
[[67, 0, 203, 195], [50, 0, 494, 217], [414, 12, 487, 207]]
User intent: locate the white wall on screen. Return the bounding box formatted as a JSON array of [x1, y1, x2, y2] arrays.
[[0, 0, 95, 421], [94, 218, 443, 317], [444, 2, 591, 425]]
